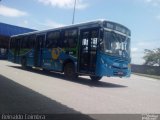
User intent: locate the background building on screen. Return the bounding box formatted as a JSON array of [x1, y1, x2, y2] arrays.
[[0, 23, 36, 59]]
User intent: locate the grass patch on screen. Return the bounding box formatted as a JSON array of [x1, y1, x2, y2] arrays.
[[133, 73, 160, 80]]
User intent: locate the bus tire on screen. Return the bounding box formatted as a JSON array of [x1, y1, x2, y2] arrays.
[[90, 76, 102, 81], [43, 68, 49, 73], [64, 63, 77, 80]]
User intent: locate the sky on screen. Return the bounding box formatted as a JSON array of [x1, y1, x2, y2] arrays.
[[0, 0, 160, 64]]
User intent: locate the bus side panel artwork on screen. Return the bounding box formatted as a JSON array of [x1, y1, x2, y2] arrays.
[[41, 28, 78, 72], [42, 30, 63, 71]]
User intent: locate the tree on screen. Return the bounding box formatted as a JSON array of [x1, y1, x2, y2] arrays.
[[143, 48, 160, 66]]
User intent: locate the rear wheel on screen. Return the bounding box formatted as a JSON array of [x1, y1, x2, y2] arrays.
[[64, 63, 77, 80], [43, 68, 49, 72], [90, 76, 102, 81]]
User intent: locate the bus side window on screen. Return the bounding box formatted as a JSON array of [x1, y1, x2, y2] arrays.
[[28, 35, 36, 48], [22, 36, 30, 49], [11, 38, 15, 49], [46, 31, 60, 48], [15, 37, 20, 48], [21, 37, 24, 48], [82, 31, 89, 51], [21, 36, 27, 48], [10, 38, 13, 49], [91, 30, 98, 51], [63, 29, 78, 48], [26, 36, 30, 48], [98, 29, 104, 51]]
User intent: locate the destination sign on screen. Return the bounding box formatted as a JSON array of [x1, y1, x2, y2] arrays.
[[103, 22, 131, 36]]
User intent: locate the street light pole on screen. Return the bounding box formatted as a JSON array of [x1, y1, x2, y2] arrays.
[[72, 0, 76, 24]]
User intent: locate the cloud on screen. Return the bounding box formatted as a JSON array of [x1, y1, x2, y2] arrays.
[[144, 0, 160, 21], [131, 47, 138, 52], [131, 52, 145, 65], [23, 20, 29, 25], [17, 20, 29, 28], [29, 19, 65, 30], [144, 0, 160, 6], [43, 19, 65, 28], [156, 15, 160, 20], [137, 41, 160, 49], [0, 5, 28, 17], [131, 39, 160, 64], [37, 0, 88, 9]]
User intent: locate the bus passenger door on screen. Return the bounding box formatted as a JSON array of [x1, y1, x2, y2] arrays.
[[34, 34, 45, 67], [78, 28, 99, 74]]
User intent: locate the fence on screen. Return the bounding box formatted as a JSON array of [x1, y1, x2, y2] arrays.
[[131, 64, 160, 76]]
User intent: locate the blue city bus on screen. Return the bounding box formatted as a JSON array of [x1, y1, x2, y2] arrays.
[[8, 20, 131, 81]]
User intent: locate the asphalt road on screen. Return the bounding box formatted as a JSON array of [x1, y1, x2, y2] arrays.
[[0, 60, 160, 116]]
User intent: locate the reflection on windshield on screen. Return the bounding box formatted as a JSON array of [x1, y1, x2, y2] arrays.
[[103, 31, 130, 58]]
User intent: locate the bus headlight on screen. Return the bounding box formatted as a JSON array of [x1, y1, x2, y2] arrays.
[[113, 62, 120, 67], [122, 64, 128, 68]]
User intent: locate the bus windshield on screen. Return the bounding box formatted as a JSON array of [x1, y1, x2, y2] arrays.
[[103, 30, 130, 59]]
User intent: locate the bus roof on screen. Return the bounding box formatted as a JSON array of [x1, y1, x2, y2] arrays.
[[11, 19, 130, 37]]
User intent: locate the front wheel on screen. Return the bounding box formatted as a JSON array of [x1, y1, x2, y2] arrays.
[[64, 63, 77, 80], [90, 76, 102, 81]]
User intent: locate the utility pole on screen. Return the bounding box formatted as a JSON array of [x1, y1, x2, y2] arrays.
[[72, 0, 76, 24]]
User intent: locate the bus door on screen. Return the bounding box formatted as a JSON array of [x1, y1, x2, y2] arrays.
[[78, 28, 99, 74], [34, 34, 45, 67]]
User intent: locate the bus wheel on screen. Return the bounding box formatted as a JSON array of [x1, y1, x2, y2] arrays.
[[21, 57, 27, 69], [64, 63, 77, 80], [90, 76, 102, 81]]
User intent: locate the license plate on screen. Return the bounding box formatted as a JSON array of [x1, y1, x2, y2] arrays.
[[118, 72, 123, 75]]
